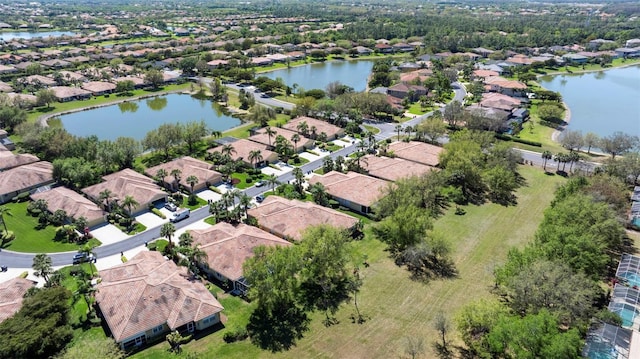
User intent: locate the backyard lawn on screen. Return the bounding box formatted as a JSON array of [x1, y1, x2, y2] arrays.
[[125, 165, 566, 358], [1, 202, 101, 253]]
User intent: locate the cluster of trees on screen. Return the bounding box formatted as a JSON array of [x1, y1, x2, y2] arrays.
[[561, 130, 639, 159], [238, 89, 256, 110], [243, 225, 363, 351], [457, 174, 628, 357], [142, 120, 209, 159]]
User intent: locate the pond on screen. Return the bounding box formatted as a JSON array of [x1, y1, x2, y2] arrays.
[[538, 65, 640, 137], [0, 31, 77, 41], [58, 93, 242, 141], [263, 59, 375, 92]]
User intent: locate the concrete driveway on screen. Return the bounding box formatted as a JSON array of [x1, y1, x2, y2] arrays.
[[136, 210, 169, 229], [197, 189, 222, 202], [91, 224, 130, 246]]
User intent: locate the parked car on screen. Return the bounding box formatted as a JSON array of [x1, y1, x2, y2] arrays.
[[256, 194, 265, 203], [73, 252, 96, 265], [255, 180, 265, 187], [164, 202, 178, 212]]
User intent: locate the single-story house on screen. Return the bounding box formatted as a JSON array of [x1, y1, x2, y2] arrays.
[[190, 222, 291, 295], [387, 83, 427, 101], [31, 186, 106, 228], [374, 43, 393, 53], [249, 127, 313, 152], [112, 76, 146, 88], [40, 59, 71, 68], [625, 39, 640, 48], [308, 171, 388, 214], [473, 47, 495, 58], [0, 143, 39, 171], [65, 56, 91, 64], [392, 43, 415, 52], [49, 86, 92, 102], [250, 57, 273, 66], [562, 53, 589, 64], [471, 69, 499, 81], [24, 74, 57, 87], [5, 92, 37, 107], [0, 278, 37, 323], [361, 155, 435, 182], [479, 92, 522, 111], [247, 196, 359, 241], [81, 81, 117, 96], [0, 161, 54, 204], [282, 116, 345, 141], [483, 76, 528, 96], [207, 139, 278, 168], [96, 251, 224, 350], [0, 81, 13, 93], [466, 105, 512, 131], [615, 47, 640, 58], [399, 69, 432, 84], [82, 168, 167, 214], [207, 59, 229, 69], [386, 141, 444, 167], [0, 65, 17, 74], [145, 156, 222, 193], [53, 70, 87, 83]]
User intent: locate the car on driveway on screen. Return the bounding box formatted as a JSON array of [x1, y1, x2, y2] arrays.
[[73, 252, 96, 265], [164, 202, 177, 212], [256, 194, 265, 203]]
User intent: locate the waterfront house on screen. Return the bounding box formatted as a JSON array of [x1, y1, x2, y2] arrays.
[[81, 81, 117, 96], [49, 86, 92, 102], [31, 186, 106, 228], [0, 161, 54, 204]]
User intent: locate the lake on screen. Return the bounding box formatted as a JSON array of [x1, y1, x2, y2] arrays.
[[0, 31, 77, 41], [59, 93, 241, 141], [538, 65, 640, 137], [263, 60, 374, 92]]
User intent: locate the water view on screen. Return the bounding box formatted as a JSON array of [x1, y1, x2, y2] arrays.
[[59, 93, 241, 141], [264, 60, 374, 92], [538, 65, 640, 137], [0, 31, 77, 41]]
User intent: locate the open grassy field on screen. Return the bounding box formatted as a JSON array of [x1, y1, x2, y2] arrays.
[[127, 165, 565, 358]]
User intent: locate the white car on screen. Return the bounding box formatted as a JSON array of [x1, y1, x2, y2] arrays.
[[164, 202, 177, 212], [255, 180, 265, 187]]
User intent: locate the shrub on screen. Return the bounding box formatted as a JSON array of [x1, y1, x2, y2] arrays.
[[223, 328, 249, 343], [12, 192, 30, 202], [246, 177, 253, 183], [147, 241, 158, 251], [187, 194, 198, 206], [19, 271, 28, 278], [209, 186, 222, 194], [328, 199, 340, 209], [1, 230, 15, 245], [121, 256, 128, 263], [151, 208, 166, 219]]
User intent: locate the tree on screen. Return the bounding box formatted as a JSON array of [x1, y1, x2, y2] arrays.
[[434, 312, 451, 352], [221, 144, 236, 158], [560, 130, 583, 152], [99, 189, 114, 211], [142, 123, 183, 159], [160, 223, 176, 245], [537, 103, 564, 123], [79, 243, 97, 276], [0, 286, 73, 359], [599, 131, 639, 159], [618, 151, 640, 185], [32, 253, 53, 285], [36, 89, 56, 109], [308, 182, 329, 206], [373, 205, 432, 255], [291, 133, 301, 151], [266, 174, 279, 193], [443, 100, 463, 127], [115, 80, 135, 95], [417, 115, 447, 144], [155, 168, 168, 189], [541, 150, 553, 171], [170, 168, 182, 191], [182, 120, 208, 154], [179, 232, 194, 247], [404, 337, 425, 359], [113, 137, 140, 169], [121, 195, 139, 216], [265, 126, 277, 147], [584, 132, 600, 154], [145, 68, 164, 89], [185, 175, 199, 193], [296, 120, 309, 136], [395, 124, 403, 141], [248, 149, 263, 169], [0, 205, 11, 234], [247, 105, 276, 127], [166, 330, 187, 353]]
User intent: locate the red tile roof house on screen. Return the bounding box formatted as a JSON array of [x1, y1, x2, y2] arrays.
[[24, 74, 57, 87], [249, 127, 314, 152], [81, 81, 117, 96], [386, 141, 444, 167], [483, 76, 528, 97], [361, 155, 435, 182], [145, 156, 222, 193], [207, 139, 278, 168], [308, 171, 389, 214], [0, 144, 39, 170], [247, 196, 359, 241], [0, 81, 13, 92], [31, 186, 106, 228], [282, 116, 345, 141], [0, 161, 54, 204], [50, 86, 92, 102], [95, 251, 224, 350], [82, 169, 167, 215], [0, 278, 37, 323], [190, 222, 291, 295], [387, 83, 427, 101]]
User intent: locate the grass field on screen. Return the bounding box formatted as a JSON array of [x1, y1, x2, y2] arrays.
[[2, 201, 101, 253], [127, 165, 565, 358]]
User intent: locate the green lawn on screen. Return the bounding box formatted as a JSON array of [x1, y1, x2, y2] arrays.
[[231, 172, 265, 190], [2, 201, 101, 253], [126, 165, 565, 358]]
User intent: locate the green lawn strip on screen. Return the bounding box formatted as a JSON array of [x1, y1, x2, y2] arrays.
[[406, 102, 427, 115], [181, 196, 208, 211], [362, 125, 380, 134], [2, 201, 100, 252], [288, 156, 310, 166], [204, 216, 217, 226], [230, 172, 265, 190], [335, 207, 373, 225], [221, 122, 255, 139]]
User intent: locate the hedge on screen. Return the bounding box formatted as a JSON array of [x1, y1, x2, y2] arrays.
[[151, 208, 166, 219], [495, 133, 543, 147]]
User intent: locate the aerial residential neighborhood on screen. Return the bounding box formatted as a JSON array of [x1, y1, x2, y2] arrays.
[[0, 0, 639, 358]]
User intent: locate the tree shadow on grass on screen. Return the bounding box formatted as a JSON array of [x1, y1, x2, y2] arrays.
[[246, 301, 309, 352]]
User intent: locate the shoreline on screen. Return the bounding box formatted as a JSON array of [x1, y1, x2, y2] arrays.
[[538, 60, 640, 78]]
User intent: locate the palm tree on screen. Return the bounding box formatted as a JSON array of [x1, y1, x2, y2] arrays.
[[121, 195, 139, 217], [186, 175, 199, 193], [309, 125, 318, 140], [541, 150, 553, 171], [221, 144, 236, 158], [296, 121, 309, 136], [292, 167, 305, 195], [156, 168, 168, 189], [404, 125, 413, 140], [248, 150, 263, 169], [160, 222, 176, 248], [170, 169, 182, 192], [179, 232, 194, 247], [211, 130, 222, 138], [98, 189, 114, 211], [395, 124, 403, 141], [32, 253, 53, 285], [79, 244, 97, 276], [265, 126, 276, 148], [266, 174, 279, 193], [239, 193, 252, 219], [568, 151, 581, 172], [291, 134, 301, 152], [0, 205, 12, 234]]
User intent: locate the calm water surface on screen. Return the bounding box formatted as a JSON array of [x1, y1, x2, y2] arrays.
[[0, 31, 76, 41], [59, 94, 241, 141], [538, 65, 640, 137], [264, 60, 374, 92]]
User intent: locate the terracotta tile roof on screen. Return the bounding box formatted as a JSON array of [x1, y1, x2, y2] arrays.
[[145, 156, 222, 189], [55, 70, 87, 82], [282, 116, 344, 140], [31, 186, 105, 224], [50, 86, 92, 99], [82, 168, 166, 209], [308, 171, 388, 208], [361, 155, 435, 181], [207, 139, 278, 165], [6, 92, 37, 103], [247, 196, 358, 241], [113, 76, 145, 86], [0, 149, 39, 171], [96, 251, 223, 343], [484, 76, 527, 90], [387, 141, 443, 167], [479, 93, 522, 111], [190, 222, 291, 281], [472, 69, 499, 79], [0, 278, 36, 323], [81, 81, 117, 94], [24, 75, 57, 86], [0, 81, 13, 92], [249, 127, 313, 152], [0, 161, 53, 197]]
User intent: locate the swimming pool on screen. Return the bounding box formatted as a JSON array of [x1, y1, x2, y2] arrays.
[[619, 272, 640, 288]]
